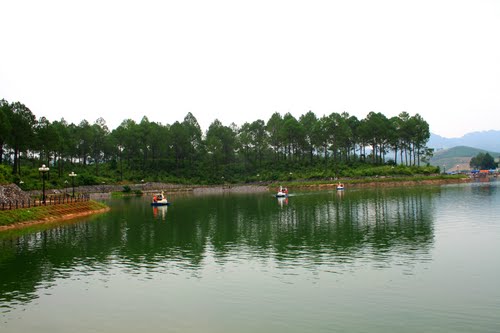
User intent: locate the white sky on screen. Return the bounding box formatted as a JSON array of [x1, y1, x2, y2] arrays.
[[1, 0, 499, 138]]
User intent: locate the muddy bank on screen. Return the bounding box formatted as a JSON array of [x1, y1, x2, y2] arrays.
[[0, 207, 110, 232], [0, 207, 110, 231], [0, 202, 110, 232]]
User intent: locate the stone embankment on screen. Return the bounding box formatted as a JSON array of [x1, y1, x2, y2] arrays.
[[193, 185, 269, 195], [77, 183, 268, 195], [0, 184, 31, 204], [25, 182, 196, 198], [3, 182, 270, 202]]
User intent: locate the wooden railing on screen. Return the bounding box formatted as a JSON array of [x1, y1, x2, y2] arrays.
[[0, 194, 90, 211]]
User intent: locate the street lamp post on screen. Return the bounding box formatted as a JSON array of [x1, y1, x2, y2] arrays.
[[69, 171, 77, 197], [118, 145, 124, 181], [39, 164, 50, 204]]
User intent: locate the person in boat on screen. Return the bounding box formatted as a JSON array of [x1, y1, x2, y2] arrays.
[[153, 195, 157, 203]]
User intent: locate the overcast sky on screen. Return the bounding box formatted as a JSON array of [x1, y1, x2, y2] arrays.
[[1, 0, 499, 138]]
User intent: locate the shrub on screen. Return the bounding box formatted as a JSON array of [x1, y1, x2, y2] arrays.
[[78, 174, 97, 186], [0, 165, 12, 184]]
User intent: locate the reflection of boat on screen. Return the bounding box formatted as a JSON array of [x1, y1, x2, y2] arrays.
[[153, 205, 168, 220], [151, 191, 171, 206], [336, 182, 345, 191], [275, 186, 289, 197], [277, 196, 288, 207]]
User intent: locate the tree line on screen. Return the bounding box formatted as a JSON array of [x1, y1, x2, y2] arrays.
[[0, 98, 432, 185], [469, 153, 498, 170]]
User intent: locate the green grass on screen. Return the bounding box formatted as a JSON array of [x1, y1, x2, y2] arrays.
[[0, 201, 108, 226]]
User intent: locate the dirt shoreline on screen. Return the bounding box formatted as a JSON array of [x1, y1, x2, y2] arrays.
[[0, 207, 110, 232]]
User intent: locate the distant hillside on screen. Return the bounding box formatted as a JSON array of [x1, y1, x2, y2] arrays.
[[430, 146, 500, 171], [429, 130, 500, 152]]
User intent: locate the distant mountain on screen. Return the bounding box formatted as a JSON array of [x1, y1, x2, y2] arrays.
[[429, 130, 500, 152], [429, 146, 500, 171]]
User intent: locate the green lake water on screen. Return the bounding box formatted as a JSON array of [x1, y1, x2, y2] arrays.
[[1, 181, 499, 332]]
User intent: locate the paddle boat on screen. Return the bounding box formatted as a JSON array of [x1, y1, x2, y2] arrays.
[[151, 191, 171, 206], [336, 182, 345, 191], [275, 186, 289, 197]]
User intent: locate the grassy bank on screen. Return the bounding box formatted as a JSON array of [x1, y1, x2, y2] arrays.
[[0, 201, 109, 229]]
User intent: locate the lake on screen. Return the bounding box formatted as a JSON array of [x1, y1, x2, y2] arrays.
[[1, 181, 499, 332]]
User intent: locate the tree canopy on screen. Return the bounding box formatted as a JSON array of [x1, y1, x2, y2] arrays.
[[470, 152, 498, 170], [0, 98, 434, 185]]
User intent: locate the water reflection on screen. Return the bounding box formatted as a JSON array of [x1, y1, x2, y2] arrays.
[[0, 187, 436, 310], [152, 206, 168, 221], [276, 196, 288, 208], [470, 180, 497, 196]]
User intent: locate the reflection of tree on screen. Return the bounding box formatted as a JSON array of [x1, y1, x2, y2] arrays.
[[0, 220, 124, 306], [238, 188, 435, 265], [0, 188, 437, 308]]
